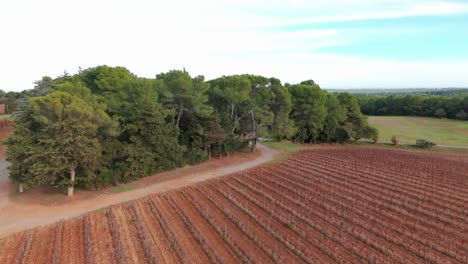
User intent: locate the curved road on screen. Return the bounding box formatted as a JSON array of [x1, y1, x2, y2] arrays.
[[0, 144, 279, 238]]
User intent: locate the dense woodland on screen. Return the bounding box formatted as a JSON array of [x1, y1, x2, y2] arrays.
[[3, 66, 376, 195], [357, 93, 468, 120]]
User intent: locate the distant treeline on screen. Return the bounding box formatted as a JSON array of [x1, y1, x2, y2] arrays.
[[357, 93, 468, 120], [328, 88, 468, 96], [4, 66, 376, 194]]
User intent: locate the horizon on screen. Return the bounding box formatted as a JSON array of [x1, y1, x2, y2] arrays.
[[1, 0, 468, 92]]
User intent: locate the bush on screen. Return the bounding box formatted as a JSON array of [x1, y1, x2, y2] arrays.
[[363, 126, 379, 144], [455, 110, 468, 120], [434, 108, 446, 118], [211, 137, 248, 157], [391, 136, 399, 146], [416, 139, 436, 149]]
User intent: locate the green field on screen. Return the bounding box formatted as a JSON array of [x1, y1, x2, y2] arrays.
[[261, 141, 302, 153], [368, 116, 468, 147]]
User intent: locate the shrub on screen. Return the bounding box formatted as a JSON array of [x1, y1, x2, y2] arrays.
[[434, 108, 446, 118], [391, 136, 399, 146], [416, 139, 436, 149], [363, 126, 379, 144], [455, 110, 468, 120]]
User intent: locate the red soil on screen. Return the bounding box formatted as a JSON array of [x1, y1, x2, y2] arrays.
[[0, 147, 467, 263]]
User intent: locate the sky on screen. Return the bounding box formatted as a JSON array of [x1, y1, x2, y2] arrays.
[[1, 0, 467, 91]]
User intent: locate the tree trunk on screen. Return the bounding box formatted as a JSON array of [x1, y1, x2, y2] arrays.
[[175, 103, 183, 128], [251, 109, 257, 152], [251, 138, 257, 152], [68, 167, 76, 197], [206, 147, 211, 160], [231, 115, 240, 135], [230, 103, 235, 118], [19, 183, 23, 193], [231, 123, 237, 135]]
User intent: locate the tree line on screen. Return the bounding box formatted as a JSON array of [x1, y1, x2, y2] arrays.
[[357, 93, 468, 120], [0, 76, 57, 115], [4, 66, 376, 195]]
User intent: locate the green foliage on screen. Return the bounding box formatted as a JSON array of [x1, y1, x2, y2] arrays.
[[80, 65, 135, 94], [320, 94, 347, 142], [208, 74, 286, 152], [208, 75, 251, 135], [357, 93, 468, 120], [4, 112, 37, 187], [415, 139, 436, 149], [157, 70, 212, 127], [434, 108, 447, 118], [5, 65, 373, 193], [363, 126, 379, 143], [262, 141, 301, 153], [5, 91, 111, 189], [455, 110, 468, 120], [289, 82, 327, 143], [269, 79, 297, 140], [338, 93, 371, 142], [120, 103, 183, 180], [110, 185, 136, 193]]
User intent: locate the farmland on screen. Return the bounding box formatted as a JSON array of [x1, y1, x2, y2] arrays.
[[368, 116, 468, 146], [1, 147, 467, 263]]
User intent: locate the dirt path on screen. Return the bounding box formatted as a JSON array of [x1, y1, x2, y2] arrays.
[[0, 144, 279, 238]]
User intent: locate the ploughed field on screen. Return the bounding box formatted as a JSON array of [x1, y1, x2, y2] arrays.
[[1, 147, 467, 263]]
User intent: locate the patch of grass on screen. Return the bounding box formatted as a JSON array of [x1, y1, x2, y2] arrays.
[[109, 185, 136, 193], [9, 189, 20, 200], [273, 152, 290, 161], [0, 115, 10, 121], [368, 116, 468, 147], [262, 141, 302, 153]]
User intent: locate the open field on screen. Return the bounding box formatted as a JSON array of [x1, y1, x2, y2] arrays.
[[261, 141, 304, 160], [261, 141, 302, 153], [368, 116, 468, 147], [0, 115, 11, 121], [1, 147, 466, 263]]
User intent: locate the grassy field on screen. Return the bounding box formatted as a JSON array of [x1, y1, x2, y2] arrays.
[[0, 115, 10, 121], [261, 141, 304, 160], [368, 116, 468, 147], [261, 141, 302, 153], [109, 185, 136, 193]]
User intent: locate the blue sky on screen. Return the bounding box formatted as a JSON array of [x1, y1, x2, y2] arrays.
[[1, 0, 468, 91], [283, 14, 468, 61]]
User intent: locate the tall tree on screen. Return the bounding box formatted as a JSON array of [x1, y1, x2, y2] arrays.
[[6, 91, 111, 196], [4, 110, 36, 192], [79, 65, 136, 113], [338, 93, 370, 141], [320, 94, 347, 142], [208, 75, 251, 135], [289, 82, 327, 143], [247, 75, 273, 151], [269, 78, 296, 140], [156, 70, 212, 129], [4, 65, 380, 194]]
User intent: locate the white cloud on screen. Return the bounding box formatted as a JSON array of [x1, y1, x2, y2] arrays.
[[223, 0, 468, 27], [0, 0, 467, 91], [180, 52, 468, 88], [286, 1, 468, 24]]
